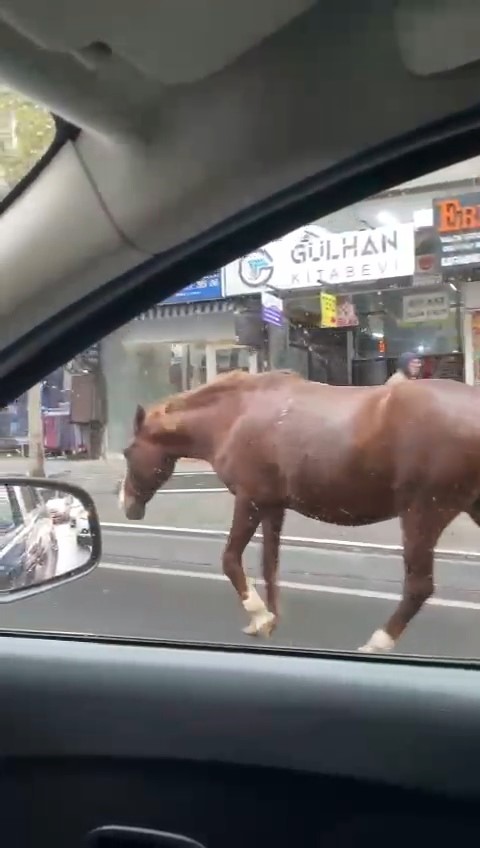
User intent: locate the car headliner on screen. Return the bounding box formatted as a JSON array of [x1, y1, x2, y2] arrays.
[[0, 0, 480, 389]]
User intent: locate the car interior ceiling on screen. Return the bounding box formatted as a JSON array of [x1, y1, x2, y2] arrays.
[[3, 2, 480, 847], [2, 0, 480, 356]]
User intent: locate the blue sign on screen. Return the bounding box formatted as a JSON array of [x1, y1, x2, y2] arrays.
[[261, 292, 284, 327], [163, 271, 223, 304]]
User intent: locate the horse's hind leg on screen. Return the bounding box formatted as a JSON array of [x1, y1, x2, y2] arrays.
[[358, 506, 457, 653], [468, 501, 480, 530], [222, 495, 275, 637], [260, 507, 285, 630]]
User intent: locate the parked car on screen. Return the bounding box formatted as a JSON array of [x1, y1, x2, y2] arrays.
[[0, 484, 59, 589], [69, 501, 92, 548], [45, 494, 72, 525]]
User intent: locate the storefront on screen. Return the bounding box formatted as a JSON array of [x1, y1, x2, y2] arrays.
[[101, 271, 263, 454], [226, 222, 465, 385], [0, 349, 105, 458], [430, 190, 480, 385]]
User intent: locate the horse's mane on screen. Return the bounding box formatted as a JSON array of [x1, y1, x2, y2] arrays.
[[148, 369, 302, 419]]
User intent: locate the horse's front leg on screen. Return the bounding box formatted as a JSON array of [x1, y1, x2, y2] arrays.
[[222, 495, 275, 637], [358, 505, 456, 653], [259, 507, 285, 633]]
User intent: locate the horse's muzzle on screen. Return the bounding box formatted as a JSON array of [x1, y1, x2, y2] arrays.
[[125, 500, 146, 520]]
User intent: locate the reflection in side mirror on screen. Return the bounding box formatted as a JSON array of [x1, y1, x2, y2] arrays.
[[0, 477, 101, 601]]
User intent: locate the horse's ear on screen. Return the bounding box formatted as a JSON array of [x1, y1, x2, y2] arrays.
[[134, 404, 146, 435], [147, 405, 178, 434]]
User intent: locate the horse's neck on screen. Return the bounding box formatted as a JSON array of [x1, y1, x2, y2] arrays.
[[176, 394, 239, 462]]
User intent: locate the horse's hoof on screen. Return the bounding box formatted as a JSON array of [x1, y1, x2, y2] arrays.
[[243, 612, 276, 638], [357, 629, 395, 653]]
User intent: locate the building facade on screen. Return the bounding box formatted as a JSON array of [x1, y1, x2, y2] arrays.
[[223, 220, 464, 386], [101, 161, 480, 455]]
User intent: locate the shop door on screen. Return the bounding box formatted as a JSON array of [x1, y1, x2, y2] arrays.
[[205, 344, 258, 382], [309, 328, 352, 385]]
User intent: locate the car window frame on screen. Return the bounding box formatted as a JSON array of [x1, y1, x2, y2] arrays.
[[1, 100, 480, 407], [0, 111, 79, 217], [0, 101, 479, 668]]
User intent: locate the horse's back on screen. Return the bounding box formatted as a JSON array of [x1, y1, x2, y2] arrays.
[[214, 378, 391, 513], [215, 376, 480, 521]]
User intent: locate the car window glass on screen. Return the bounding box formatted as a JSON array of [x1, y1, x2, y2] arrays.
[[0, 488, 15, 532], [4, 153, 480, 660], [0, 83, 56, 200], [19, 485, 36, 514]]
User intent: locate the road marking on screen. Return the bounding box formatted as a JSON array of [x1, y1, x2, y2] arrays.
[[99, 562, 480, 611], [174, 471, 216, 477], [100, 522, 480, 560], [157, 488, 226, 495]]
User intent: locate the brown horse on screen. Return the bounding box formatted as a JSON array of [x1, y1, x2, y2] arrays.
[[120, 369, 480, 652]]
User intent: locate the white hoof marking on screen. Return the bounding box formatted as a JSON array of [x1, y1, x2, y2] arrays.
[[243, 610, 276, 637], [242, 584, 276, 637], [357, 629, 395, 654], [118, 478, 125, 511]]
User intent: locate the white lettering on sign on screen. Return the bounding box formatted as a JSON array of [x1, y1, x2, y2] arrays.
[[402, 292, 450, 323]]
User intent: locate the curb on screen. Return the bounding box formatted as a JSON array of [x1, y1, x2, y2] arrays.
[[100, 523, 480, 562], [0, 470, 71, 481]]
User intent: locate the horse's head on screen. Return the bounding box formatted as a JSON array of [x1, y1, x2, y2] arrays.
[[120, 404, 177, 520]]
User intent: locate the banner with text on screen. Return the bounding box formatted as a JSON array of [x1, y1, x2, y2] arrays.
[[320, 292, 337, 327], [224, 224, 415, 296], [433, 192, 480, 269], [402, 292, 450, 324]]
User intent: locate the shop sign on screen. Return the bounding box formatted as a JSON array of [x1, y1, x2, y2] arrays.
[[163, 271, 223, 304], [472, 311, 480, 385], [289, 224, 414, 285], [224, 233, 316, 296], [320, 292, 337, 327], [261, 292, 284, 327], [224, 224, 414, 296], [402, 292, 450, 324], [239, 249, 275, 288], [320, 292, 358, 328], [413, 226, 441, 285], [433, 192, 480, 268], [336, 294, 358, 327]]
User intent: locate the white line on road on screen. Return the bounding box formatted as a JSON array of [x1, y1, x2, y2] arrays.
[[101, 522, 480, 560], [156, 488, 226, 495], [100, 562, 480, 611], [174, 471, 216, 477]]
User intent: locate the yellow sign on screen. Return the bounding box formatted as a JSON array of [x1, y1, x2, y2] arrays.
[[320, 292, 337, 328]]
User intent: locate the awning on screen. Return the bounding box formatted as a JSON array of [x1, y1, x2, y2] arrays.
[[136, 300, 235, 320]]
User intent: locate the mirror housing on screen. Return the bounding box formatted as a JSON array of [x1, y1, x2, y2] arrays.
[[0, 477, 101, 602]]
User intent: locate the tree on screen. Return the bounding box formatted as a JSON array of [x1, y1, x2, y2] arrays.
[[0, 87, 55, 194], [0, 87, 54, 473], [27, 383, 45, 477]]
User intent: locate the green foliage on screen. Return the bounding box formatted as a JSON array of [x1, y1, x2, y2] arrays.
[[0, 87, 55, 192]]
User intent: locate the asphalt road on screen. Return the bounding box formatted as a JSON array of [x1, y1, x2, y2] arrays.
[[1, 528, 480, 659], [67, 469, 480, 553], [100, 527, 480, 601]]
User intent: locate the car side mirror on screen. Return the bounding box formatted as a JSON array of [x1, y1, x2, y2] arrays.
[[0, 477, 101, 601]]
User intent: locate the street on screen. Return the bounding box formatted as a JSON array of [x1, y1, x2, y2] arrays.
[[0, 554, 480, 657], [1, 457, 480, 658], [0, 525, 479, 658], [74, 468, 480, 554], [3, 455, 480, 553]]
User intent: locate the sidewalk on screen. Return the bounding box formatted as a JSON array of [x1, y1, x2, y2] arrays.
[[0, 454, 208, 485], [1, 455, 480, 554]]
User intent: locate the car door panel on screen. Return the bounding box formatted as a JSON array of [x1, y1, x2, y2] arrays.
[[0, 635, 479, 847], [3, 26, 480, 848]]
